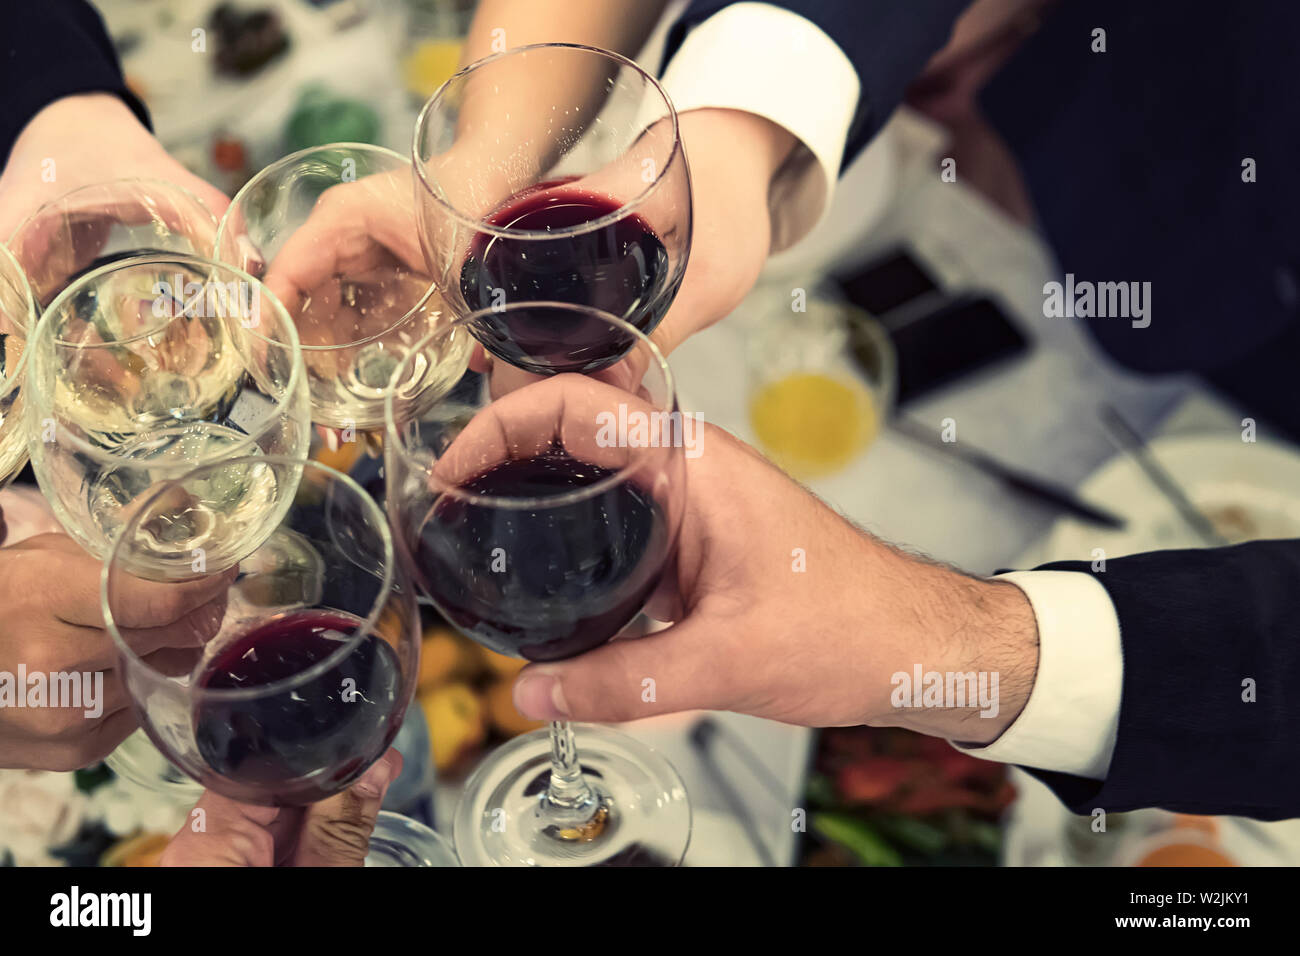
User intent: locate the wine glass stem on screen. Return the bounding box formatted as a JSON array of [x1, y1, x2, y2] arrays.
[[540, 721, 600, 824]]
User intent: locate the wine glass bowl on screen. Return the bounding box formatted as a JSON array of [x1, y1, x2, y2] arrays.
[[0, 244, 37, 491], [386, 306, 684, 661], [25, 253, 309, 562], [102, 457, 420, 807], [216, 143, 469, 431], [7, 178, 219, 308], [413, 43, 691, 374]]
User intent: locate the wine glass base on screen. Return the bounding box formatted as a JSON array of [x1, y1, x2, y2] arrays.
[[453, 724, 691, 867]]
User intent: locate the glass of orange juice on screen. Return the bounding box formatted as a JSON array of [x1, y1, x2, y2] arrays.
[[746, 290, 895, 479]]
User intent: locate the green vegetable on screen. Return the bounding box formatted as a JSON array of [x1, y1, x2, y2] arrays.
[[874, 815, 949, 855], [811, 812, 902, 867]]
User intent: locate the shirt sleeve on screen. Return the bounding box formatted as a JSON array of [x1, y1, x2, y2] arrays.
[[0, 0, 151, 164], [949, 570, 1123, 780], [658, 1, 860, 250]]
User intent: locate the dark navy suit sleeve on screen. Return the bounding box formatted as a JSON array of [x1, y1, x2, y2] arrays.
[[1023, 540, 1300, 820], [0, 0, 151, 164], [663, 0, 970, 171]]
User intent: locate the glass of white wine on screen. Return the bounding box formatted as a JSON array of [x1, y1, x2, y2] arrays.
[[0, 244, 37, 493], [25, 253, 310, 565], [7, 178, 218, 309], [215, 144, 469, 438]]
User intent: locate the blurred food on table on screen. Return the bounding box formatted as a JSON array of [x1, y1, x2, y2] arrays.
[[800, 727, 1014, 866]]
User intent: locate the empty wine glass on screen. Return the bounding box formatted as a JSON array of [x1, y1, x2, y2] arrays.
[[7, 178, 219, 308], [25, 253, 309, 562], [413, 43, 692, 374], [0, 244, 37, 492], [216, 143, 469, 434], [102, 458, 421, 807], [386, 303, 691, 866]]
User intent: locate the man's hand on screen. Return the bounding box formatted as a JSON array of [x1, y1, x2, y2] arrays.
[[0, 534, 231, 770], [160, 749, 402, 866], [512, 425, 1040, 744]]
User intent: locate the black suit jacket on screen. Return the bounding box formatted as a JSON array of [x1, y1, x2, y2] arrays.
[[0, 0, 150, 163], [1029, 542, 1300, 820]]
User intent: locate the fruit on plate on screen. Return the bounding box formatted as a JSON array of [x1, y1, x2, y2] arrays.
[[100, 832, 170, 867], [418, 627, 477, 689], [479, 647, 527, 680], [312, 437, 362, 475], [421, 683, 486, 772]]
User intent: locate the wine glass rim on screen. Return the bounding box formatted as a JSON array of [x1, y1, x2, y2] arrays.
[[28, 253, 305, 463], [412, 42, 685, 241], [384, 302, 679, 510], [100, 455, 400, 702], [6, 176, 218, 248], [216, 141, 443, 352], [0, 243, 36, 398]]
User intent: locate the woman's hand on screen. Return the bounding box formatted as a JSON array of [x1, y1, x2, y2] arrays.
[[648, 108, 796, 357], [0, 93, 229, 301]]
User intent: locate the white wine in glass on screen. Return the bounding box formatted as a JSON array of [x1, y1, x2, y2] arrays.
[[216, 143, 471, 434], [26, 253, 310, 570]]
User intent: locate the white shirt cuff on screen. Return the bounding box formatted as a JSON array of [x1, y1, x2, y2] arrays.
[[950, 570, 1123, 780], [659, 1, 860, 251]]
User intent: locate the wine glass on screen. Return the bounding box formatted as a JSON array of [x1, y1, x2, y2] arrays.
[[385, 303, 691, 866], [413, 43, 692, 374], [0, 244, 37, 492], [7, 178, 218, 308], [215, 143, 470, 436], [366, 812, 461, 867], [101, 457, 421, 807], [24, 253, 310, 561]]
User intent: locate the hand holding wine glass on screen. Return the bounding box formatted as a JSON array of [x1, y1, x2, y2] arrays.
[[160, 749, 402, 867], [216, 145, 466, 435], [509, 421, 1040, 747], [414, 43, 692, 377], [0, 94, 227, 307], [102, 458, 420, 808], [386, 304, 690, 866]]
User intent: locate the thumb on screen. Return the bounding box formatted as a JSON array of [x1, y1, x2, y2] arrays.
[[511, 619, 732, 723], [288, 748, 402, 866]]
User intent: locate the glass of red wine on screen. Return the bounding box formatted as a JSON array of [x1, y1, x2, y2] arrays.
[[413, 42, 691, 375], [386, 304, 691, 865], [101, 457, 420, 807]]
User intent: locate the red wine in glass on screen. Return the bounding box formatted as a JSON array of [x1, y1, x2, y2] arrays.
[[192, 609, 404, 804], [413, 450, 669, 662], [458, 181, 674, 374]]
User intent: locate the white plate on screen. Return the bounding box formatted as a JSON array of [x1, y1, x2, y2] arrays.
[[1042, 434, 1300, 563]]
